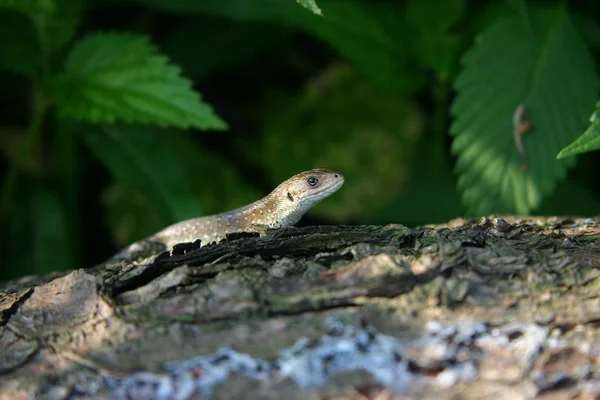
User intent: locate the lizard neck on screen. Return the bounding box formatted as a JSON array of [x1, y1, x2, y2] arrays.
[[236, 192, 311, 229]]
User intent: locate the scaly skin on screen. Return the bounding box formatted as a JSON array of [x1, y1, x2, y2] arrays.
[[113, 168, 344, 261]]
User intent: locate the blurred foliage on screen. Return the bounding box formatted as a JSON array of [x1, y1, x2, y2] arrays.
[[1, 0, 600, 281]]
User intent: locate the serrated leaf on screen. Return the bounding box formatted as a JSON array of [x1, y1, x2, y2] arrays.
[[296, 0, 322, 16], [55, 32, 227, 130], [557, 102, 600, 158], [451, 6, 599, 215], [0, 10, 40, 75], [81, 124, 204, 229]]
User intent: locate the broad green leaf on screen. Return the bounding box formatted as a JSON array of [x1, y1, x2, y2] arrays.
[[1, 180, 72, 280], [296, 0, 322, 16], [81, 124, 204, 227], [119, 0, 423, 93], [0, 10, 40, 75], [451, 5, 598, 215], [55, 32, 227, 130], [558, 102, 600, 158], [260, 65, 423, 221]]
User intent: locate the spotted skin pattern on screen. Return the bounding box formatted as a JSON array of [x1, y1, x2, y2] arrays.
[[113, 168, 344, 261]]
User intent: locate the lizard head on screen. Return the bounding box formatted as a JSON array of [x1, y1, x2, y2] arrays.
[[278, 168, 345, 208], [253, 168, 345, 228]]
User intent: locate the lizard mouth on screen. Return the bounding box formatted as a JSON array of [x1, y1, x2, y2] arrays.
[[317, 177, 345, 198]]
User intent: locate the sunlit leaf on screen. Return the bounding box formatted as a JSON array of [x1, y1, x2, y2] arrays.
[[451, 5, 598, 215], [557, 102, 600, 158], [54, 32, 227, 130], [296, 0, 322, 16]]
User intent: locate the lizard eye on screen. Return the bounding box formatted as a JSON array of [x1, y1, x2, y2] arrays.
[[307, 177, 318, 186]]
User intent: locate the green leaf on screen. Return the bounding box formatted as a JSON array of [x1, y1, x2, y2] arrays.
[[296, 0, 322, 16], [451, 5, 599, 215], [81, 124, 204, 228], [54, 32, 227, 130], [0, 10, 40, 75], [557, 102, 600, 158], [118, 0, 424, 93]]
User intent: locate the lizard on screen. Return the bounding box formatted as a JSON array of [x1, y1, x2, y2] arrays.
[[111, 168, 345, 261]]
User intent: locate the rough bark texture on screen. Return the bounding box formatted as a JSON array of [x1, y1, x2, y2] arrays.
[[1, 217, 599, 400]]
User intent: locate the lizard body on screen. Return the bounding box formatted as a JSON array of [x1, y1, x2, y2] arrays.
[[112, 168, 344, 261]]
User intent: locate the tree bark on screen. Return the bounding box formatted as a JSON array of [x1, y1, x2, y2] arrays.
[[1, 217, 599, 399]]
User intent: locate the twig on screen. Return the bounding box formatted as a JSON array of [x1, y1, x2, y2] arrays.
[[513, 104, 534, 172]]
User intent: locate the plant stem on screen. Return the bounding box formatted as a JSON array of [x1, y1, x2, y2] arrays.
[[0, 13, 51, 216], [0, 90, 48, 215]]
